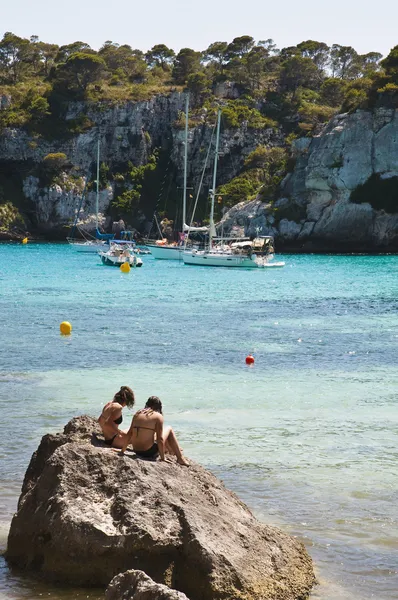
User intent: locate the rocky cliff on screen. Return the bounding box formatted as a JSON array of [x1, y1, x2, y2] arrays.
[[2, 93, 398, 250], [6, 416, 315, 600], [0, 92, 281, 238], [221, 108, 398, 252]]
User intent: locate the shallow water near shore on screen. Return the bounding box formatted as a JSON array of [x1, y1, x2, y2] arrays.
[[0, 244, 397, 599]]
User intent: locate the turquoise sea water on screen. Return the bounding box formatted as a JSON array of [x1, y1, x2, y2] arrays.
[[0, 244, 397, 600]]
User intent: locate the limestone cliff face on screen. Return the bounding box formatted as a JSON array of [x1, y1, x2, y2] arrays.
[[221, 108, 398, 251], [0, 93, 184, 235], [0, 94, 182, 167], [0, 92, 282, 237], [3, 97, 397, 249]]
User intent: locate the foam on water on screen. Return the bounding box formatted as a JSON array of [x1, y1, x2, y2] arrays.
[[0, 244, 397, 599]]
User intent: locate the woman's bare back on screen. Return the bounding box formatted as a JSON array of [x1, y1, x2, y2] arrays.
[[98, 401, 123, 439], [129, 408, 160, 451]]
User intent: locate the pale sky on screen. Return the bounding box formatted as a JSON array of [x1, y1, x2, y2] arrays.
[[2, 0, 397, 57]]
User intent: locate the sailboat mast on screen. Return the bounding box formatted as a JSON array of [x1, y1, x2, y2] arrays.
[[182, 93, 189, 232], [96, 136, 100, 231], [209, 109, 221, 249]]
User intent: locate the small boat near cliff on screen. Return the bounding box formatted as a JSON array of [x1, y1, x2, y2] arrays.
[[147, 240, 184, 260], [183, 236, 285, 268], [99, 242, 143, 267], [67, 237, 112, 252], [145, 95, 190, 260], [67, 137, 116, 253], [145, 94, 207, 259], [183, 109, 285, 269]]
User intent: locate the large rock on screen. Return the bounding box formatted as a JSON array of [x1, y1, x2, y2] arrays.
[[7, 416, 315, 600], [222, 107, 398, 251], [22, 174, 113, 232], [106, 569, 189, 600]]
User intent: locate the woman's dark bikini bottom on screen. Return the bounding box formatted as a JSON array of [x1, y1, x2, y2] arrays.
[[134, 443, 159, 459], [104, 435, 117, 446]]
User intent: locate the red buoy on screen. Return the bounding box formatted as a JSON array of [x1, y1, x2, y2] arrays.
[[245, 354, 255, 365]]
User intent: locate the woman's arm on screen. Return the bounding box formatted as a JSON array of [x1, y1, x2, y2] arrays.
[[120, 433, 131, 454], [99, 403, 123, 435], [156, 415, 165, 461], [120, 415, 136, 453]]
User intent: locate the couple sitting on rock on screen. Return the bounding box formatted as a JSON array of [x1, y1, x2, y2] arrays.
[[98, 386, 189, 466]]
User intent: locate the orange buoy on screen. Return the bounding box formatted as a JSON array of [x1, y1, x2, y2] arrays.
[[245, 354, 255, 365]]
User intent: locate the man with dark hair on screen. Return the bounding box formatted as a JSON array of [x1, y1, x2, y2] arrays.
[[120, 396, 189, 466]]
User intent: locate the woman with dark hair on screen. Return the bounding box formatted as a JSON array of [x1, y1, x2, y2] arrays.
[[120, 396, 189, 466], [98, 386, 135, 448]]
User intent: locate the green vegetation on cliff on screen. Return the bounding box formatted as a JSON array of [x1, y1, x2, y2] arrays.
[[1, 31, 398, 234], [216, 146, 288, 211], [111, 152, 159, 218], [0, 201, 24, 232], [1, 32, 398, 139]]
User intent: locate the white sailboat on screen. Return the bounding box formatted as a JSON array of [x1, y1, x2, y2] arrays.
[[147, 242, 183, 260], [145, 94, 198, 260], [67, 138, 114, 252], [183, 110, 285, 269]]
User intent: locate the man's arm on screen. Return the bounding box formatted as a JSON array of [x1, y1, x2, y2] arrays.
[[156, 415, 165, 461]]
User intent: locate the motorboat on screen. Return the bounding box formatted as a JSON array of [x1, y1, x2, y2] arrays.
[[99, 242, 143, 267]]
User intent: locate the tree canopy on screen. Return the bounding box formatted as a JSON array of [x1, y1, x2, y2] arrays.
[[2, 31, 398, 228], [0, 30, 394, 139]]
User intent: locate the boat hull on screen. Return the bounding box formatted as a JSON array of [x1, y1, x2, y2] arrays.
[[145, 244, 184, 260], [99, 254, 143, 267], [67, 240, 109, 253], [182, 252, 285, 268]]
